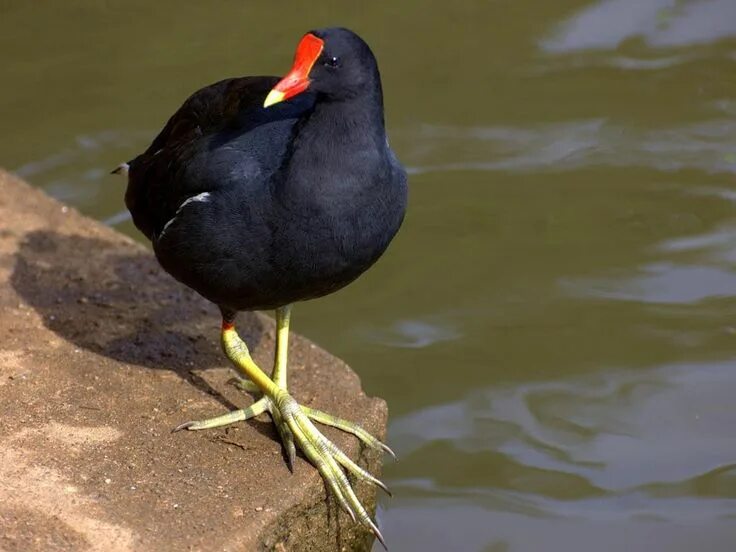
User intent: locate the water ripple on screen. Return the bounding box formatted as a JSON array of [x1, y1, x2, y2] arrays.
[[402, 118, 736, 176], [358, 318, 462, 349], [13, 129, 149, 216], [389, 360, 736, 520], [541, 0, 736, 53]]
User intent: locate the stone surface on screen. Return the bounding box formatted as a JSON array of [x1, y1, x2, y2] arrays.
[[0, 169, 387, 551]]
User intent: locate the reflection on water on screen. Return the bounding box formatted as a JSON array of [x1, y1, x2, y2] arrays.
[[403, 118, 736, 176], [2, 1, 736, 550], [385, 362, 736, 549], [393, 361, 736, 500], [542, 0, 736, 52], [358, 318, 462, 349], [564, 262, 736, 304]]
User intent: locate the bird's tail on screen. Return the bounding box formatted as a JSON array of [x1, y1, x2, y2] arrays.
[[111, 162, 129, 177]]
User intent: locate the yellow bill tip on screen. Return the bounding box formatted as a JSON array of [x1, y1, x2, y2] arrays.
[[263, 89, 285, 108]]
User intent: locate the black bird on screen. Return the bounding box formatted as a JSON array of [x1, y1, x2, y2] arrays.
[[116, 27, 407, 545]]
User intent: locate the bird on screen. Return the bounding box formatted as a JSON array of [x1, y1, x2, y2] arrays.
[[114, 27, 407, 546]]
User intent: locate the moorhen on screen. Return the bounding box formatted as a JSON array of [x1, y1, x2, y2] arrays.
[[115, 27, 407, 545]]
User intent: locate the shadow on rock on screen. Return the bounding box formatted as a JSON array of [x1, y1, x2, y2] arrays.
[[10, 230, 266, 408]]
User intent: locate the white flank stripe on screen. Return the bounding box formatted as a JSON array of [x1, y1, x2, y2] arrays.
[[158, 192, 211, 240]]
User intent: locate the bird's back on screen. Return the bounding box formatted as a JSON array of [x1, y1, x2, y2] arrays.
[[124, 76, 314, 241]]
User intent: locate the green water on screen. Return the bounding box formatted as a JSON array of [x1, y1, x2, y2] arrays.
[[2, 1, 736, 550]]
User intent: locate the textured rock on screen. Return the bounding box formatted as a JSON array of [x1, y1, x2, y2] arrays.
[[0, 169, 386, 551]]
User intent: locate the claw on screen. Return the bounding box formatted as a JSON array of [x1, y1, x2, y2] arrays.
[[380, 442, 397, 461], [172, 421, 196, 433], [285, 443, 296, 472], [281, 431, 297, 473], [344, 501, 357, 523], [367, 518, 387, 550]]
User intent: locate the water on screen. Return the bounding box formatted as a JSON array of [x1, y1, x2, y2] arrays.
[[2, 1, 736, 550]]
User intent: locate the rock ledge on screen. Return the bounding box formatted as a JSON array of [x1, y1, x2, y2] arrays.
[[0, 169, 386, 551]]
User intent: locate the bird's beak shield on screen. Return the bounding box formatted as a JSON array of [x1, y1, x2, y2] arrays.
[[264, 33, 324, 108]]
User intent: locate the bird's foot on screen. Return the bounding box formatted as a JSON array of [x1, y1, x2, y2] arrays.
[[173, 389, 392, 548], [268, 390, 391, 548]]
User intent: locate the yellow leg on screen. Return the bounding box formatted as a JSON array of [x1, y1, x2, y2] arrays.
[[174, 318, 275, 432], [272, 305, 291, 389], [173, 311, 391, 548], [229, 305, 290, 392]]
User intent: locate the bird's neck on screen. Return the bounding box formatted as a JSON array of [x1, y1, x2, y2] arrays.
[[300, 89, 386, 150], [277, 90, 389, 201]]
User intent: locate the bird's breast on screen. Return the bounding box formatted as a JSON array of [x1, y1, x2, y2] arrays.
[[273, 182, 404, 289]]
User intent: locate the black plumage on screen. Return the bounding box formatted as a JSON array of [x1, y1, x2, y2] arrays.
[[124, 28, 407, 313]]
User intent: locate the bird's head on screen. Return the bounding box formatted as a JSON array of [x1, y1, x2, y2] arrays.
[[263, 27, 379, 107]]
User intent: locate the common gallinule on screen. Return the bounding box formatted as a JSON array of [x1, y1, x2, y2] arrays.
[[115, 27, 407, 545]]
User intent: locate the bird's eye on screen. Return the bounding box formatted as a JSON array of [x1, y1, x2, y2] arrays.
[[324, 56, 340, 68]]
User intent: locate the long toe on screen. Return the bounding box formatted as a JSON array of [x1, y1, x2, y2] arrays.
[[301, 404, 396, 460], [273, 392, 389, 547], [173, 397, 269, 432]]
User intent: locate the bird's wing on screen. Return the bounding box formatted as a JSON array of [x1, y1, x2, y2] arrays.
[[123, 76, 312, 240], [142, 76, 279, 157]]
